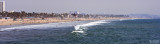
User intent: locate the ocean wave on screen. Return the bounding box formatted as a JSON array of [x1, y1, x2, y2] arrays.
[[0, 21, 83, 31], [0, 24, 56, 31], [71, 19, 136, 34], [72, 20, 111, 34], [119, 19, 136, 21]]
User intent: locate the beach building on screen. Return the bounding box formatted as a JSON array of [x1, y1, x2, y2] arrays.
[[70, 11, 80, 14], [0, 1, 5, 12]]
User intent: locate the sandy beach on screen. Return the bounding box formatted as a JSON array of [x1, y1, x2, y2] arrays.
[[0, 17, 144, 26], [0, 18, 122, 26], [0, 18, 89, 25]]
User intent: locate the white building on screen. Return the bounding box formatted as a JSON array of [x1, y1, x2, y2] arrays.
[[70, 11, 80, 14], [0, 1, 5, 12]]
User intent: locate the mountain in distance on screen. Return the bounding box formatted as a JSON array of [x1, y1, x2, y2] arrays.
[[129, 14, 160, 19]]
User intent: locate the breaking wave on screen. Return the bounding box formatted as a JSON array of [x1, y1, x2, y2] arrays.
[[71, 19, 135, 35], [0, 21, 82, 31], [72, 20, 111, 35]]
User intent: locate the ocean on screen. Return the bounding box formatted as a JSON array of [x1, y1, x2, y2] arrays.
[[0, 19, 160, 44]]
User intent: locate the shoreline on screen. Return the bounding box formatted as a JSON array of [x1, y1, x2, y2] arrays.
[[0, 20, 96, 31], [0, 18, 102, 26], [0, 18, 148, 26]]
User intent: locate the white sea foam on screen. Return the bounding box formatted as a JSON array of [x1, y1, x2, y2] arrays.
[[0, 24, 58, 31], [120, 19, 136, 21], [0, 21, 88, 31], [72, 20, 110, 34], [72, 19, 136, 34]]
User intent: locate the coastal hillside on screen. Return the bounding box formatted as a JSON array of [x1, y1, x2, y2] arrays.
[[129, 14, 160, 19]]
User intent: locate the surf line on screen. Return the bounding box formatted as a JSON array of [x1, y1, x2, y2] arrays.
[[72, 20, 110, 34]]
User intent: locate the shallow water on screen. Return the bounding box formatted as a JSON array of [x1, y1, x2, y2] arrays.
[[0, 19, 160, 44]]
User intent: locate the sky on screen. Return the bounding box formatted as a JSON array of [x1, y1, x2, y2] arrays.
[[1, 0, 160, 15]]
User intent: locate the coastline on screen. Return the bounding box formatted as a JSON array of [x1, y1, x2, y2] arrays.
[[0, 18, 147, 26], [0, 19, 96, 31]]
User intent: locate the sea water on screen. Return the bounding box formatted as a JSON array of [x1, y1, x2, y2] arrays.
[[0, 19, 160, 44]]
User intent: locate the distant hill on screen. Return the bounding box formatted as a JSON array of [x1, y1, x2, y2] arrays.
[[129, 14, 160, 19]]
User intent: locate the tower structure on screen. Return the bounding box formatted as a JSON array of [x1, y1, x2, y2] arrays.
[[0, 1, 5, 12]]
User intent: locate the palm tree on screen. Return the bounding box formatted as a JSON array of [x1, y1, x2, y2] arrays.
[[71, 13, 78, 19], [20, 11, 27, 20]]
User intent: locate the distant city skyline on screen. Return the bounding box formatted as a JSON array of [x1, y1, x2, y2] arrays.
[[1, 0, 160, 15]]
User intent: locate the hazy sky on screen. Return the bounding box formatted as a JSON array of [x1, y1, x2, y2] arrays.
[[1, 0, 160, 15]]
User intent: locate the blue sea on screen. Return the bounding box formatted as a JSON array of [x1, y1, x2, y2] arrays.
[[0, 19, 160, 44]]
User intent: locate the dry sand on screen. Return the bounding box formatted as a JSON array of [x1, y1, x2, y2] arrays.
[[0, 18, 142, 26]]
